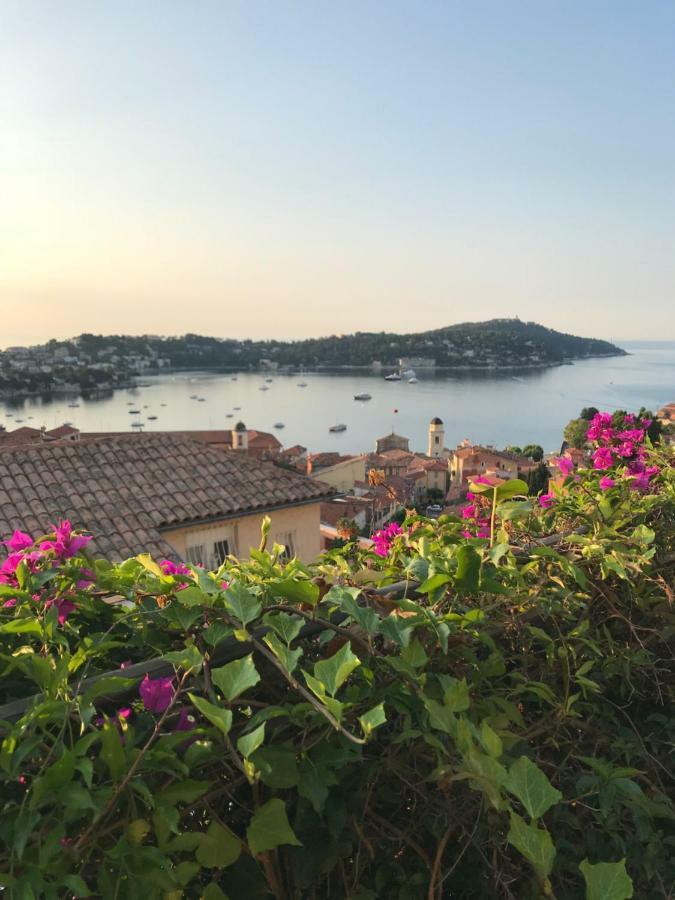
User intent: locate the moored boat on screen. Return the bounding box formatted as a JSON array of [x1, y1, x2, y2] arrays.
[[329, 423, 347, 432], [354, 393, 372, 401]]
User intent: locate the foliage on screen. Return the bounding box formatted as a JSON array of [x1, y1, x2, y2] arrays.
[[522, 443, 544, 462], [563, 417, 589, 449], [527, 461, 551, 495], [0, 439, 673, 899]]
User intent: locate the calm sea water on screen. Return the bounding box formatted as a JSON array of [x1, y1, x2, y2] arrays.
[[3, 342, 673, 455]]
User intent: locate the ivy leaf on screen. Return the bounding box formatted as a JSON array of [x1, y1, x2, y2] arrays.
[[237, 723, 266, 758], [223, 582, 261, 625], [580, 859, 634, 900], [263, 632, 303, 673], [188, 693, 233, 736], [359, 703, 386, 738], [313, 642, 360, 696], [162, 645, 203, 673], [507, 813, 555, 878], [272, 578, 320, 607], [455, 545, 481, 594], [136, 553, 164, 578], [211, 654, 260, 701], [195, 821, 242, 868], [439, 675, 470, 712], [262, 611, 304, 644], [29, 750, 75, 808], [246, 799, 301, 856], [61, 875, 92, 898], [505, 756, 562, 819]]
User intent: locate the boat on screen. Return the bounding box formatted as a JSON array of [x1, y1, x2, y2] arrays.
[[131, 421, 144, 430], [160, 403, 167, 407], [231, 376, 238, 381], [126, 401, 134, 406], [407, 377, 418, 384], [234, 406, 241, 410], [298, 382, 308, 387], [67, 401, 80, 408], [384, 373, 402, 381], [259, 386, 269, 392], [329, 424, 347, 432], [189, 394, 198, 399], [226, 413, 233, 418], [198, 398, 206, 402], [148, 415, 158, 421], [128, 409, 141, 414], [354, 393, 372, 401], [15, 418, 24, 423], [265, 377, 273, 383], [274, 422, 285, 429]]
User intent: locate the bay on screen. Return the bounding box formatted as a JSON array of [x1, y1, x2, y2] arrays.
[[2, 341, 673, 455]]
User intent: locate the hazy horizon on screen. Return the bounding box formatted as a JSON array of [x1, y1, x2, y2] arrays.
[[2, 2, 675, 344]]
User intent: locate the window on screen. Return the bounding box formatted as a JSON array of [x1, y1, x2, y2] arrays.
[[213, 539, 230, 567], [277, 532, 296, 562], [435, 435, 440, 445], [185, 544, 205, 566]]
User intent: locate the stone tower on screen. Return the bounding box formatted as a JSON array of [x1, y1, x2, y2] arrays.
[[427, 416, 444, 459], [232, 421, 248, 451]]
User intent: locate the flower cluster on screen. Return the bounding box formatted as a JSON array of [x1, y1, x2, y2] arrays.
[[0, 522, 93, 622], [371, 521, 403, 557], [586, 412, 659, 491], [461, 476, 496, 538]]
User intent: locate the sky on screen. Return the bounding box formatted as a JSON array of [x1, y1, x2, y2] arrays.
[[1, 1, 674, 347]]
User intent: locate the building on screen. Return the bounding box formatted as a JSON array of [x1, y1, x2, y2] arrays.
[[306, 453, 367, 492], [375, 432, 410, 454], [657, 402, 675, 425], [449, 444, 537, 488], [427, 417, 445, 459], [0, 434, 335, 563], [398, 356, 436, 369]]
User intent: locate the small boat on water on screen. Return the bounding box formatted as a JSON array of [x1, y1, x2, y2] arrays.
[[67, 401, 80, 408], [234, 406, 241, 410], [231, 376, 238, 381], [15, 418, 24, 423], [354, 393, 372, 401], [329, 423, 347, 433], [265, 377, 273, 383], [259, 386, 269, 392], [128, 409, 141, 414], [148, 415, 158, 421], [274, 422, 285, 429], [160, 403, 167, 407], [198, 398, 206, 402], [131, 422, 144, 430], [226, 413, 233, 418], [189, 394, 198, 399], [402, 369, 416, 378], [408, 377, 418, 384], [126, 401, 134, 406], [297, 382, 308, 388], [384, 373, 401, 381]]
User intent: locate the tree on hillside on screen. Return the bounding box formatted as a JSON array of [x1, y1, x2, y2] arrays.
[[637, 407, 663, 443], [522, 443, 544, 461], [580, 406, 599, 420], [504, 445, 522, 455], [564, 417, 589, 449]]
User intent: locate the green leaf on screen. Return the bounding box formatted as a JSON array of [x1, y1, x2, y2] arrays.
[[496, 479, 529, 501], [30, 750, 75, 808], [162, 645, 203, 672], [455, 545, 481, 594], [580, 859, 633, 900], [82, 675, 137, 705], [195, 821, 242, 868], [202, 621, 233, 648], [262, 611, 304, 644], [440, 676, 470, 712], [251, 746, 299, 788], [237, 723, 266, 758], [0, 618, 43, 636], [175, 585, 210, 607], [158, 779, 210, 805], [126, 818, 151, 845], [61, 875, 92, 898], [202, 885, 230, 900], [507, 813, 555, 878], [417, 573, 452, 594], [313, 642, 361, 696], [324, 585, 379, 634], [136, 553, 164, 577], [211, 654, 260, 701], [359, 703, 386, 738], [505, 756, 562, 819], [263, 632, 303, 673], [480, 721, 502, 758], [223, 582, 262, 625], [188, 693, 233, 736], [272, 578, 320, 607], [99, 721, 126, 781], [246, 799, 301, 856], [401, 638, 428, 669]]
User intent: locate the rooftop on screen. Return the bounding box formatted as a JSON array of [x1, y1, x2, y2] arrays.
[[0, 434, 334, 560]]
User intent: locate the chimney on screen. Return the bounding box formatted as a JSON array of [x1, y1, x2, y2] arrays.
[[306, 453, 313, 475]]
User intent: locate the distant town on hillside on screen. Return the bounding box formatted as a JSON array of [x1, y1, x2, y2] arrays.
[[0, 319, 625, 396]]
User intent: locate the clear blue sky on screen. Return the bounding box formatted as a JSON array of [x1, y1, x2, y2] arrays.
[[1, 0, 674, 345]]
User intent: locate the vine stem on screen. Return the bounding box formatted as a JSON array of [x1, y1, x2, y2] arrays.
[[428, 824, 452, 900], [73, 669, 191, 853]]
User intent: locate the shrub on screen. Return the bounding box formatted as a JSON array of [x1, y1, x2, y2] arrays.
[[0, 432, 673, 899]]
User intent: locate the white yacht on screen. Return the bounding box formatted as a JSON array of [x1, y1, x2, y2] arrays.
[[384, 373, 402, 381], [329, 423, 347, 432], [354, 393, 372, 401]]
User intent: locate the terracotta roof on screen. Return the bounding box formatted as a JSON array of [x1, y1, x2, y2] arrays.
[[46, 425, 80, 438], [378, 448, 415, 461], [310, 452, 354, 469], [0, 434, 334, 561], [0, 426, 43, 447]]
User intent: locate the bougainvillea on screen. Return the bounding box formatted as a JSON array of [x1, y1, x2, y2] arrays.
[[0, 437, 672, 899]]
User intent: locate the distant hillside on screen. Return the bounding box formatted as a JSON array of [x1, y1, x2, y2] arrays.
[[5, 320, 626, 377]]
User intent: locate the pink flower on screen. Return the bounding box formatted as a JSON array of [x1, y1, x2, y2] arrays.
[[3, 597, 16, 608], [44, 597, 76, 625], [5, 531, 33, 552], [139, 674, 175, 712], [629, 471, 651, 492], [461, 504, 477, 520], [95, 707, 132, 727], [41, 521, 92, 559], [175, 707, 197, 732], [473, 475, 496, 485], [539, 493, 554, 509], [220, 580, 229, 590], [160, 559, 191, 576], [592, 447, 614, 470], [556, 456, 574, 476], [599, 476, 615, 491], [641, 418, 652, 428], [371, 522, 403, 557]]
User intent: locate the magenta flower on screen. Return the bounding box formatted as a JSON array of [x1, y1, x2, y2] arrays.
[[5, 531, 33, 552], [473, 475, 496, 486], [629, 471, 651, 492], [539, 493, 554, 509], [599, 476, 615, 491], [175, 707, 197, 732], [592, 447, 614, 470], [41, 521, 92, 559], [3, 597, 17, 609], [95, 707, 132, 727], [160, 559, 191, 577], [44, 597, 77, 625], [220, 580, 229, 590], [140, 674, 175, 712], [556, 456, 574, 476], [371, 522, 403, 557]]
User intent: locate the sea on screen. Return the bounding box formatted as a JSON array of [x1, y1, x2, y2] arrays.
[[2, 342, 673, 456]]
